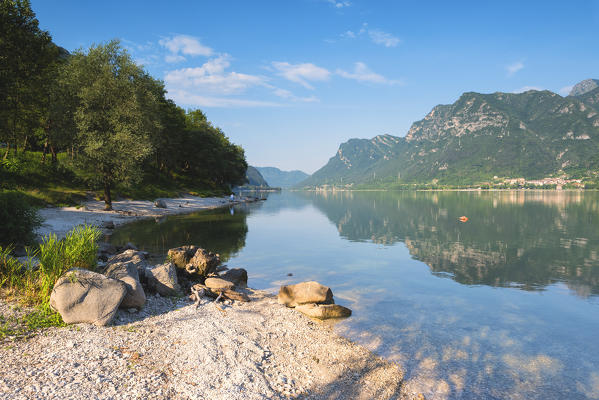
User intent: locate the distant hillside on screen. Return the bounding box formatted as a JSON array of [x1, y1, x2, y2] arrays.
[[244, 166, 269, 187], [255, 167, 309, 188], [302, 80, 599, 187]]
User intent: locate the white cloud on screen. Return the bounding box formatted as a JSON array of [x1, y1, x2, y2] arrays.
[[513, 86, 543, 93], [326, 0, 351, 8], [165, 55, 267, 95], [559, 85, 573, 96], [272, 62, 331, 89], [273, 88, 319, 103], [159, 35, 213, 63], [342, 30, 356, 38], [167, 89, 280, 107], [368, 29, 401, 47], [506, 61, 524, 77], [336, 62, 401, 85]]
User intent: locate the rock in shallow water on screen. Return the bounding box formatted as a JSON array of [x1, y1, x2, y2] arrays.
[[295, 303, 352, 319], [220, 268, 248, 286], [278, 281, 334, 308], [50, 268, 127, 326]]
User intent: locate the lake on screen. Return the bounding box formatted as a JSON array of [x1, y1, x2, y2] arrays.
[[108, 190, 599, 400]]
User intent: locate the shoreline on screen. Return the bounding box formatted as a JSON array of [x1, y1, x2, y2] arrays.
[[2, 195, 409, 399]]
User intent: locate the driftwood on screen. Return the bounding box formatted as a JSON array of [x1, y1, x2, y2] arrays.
[[190, 286, 205, 308]]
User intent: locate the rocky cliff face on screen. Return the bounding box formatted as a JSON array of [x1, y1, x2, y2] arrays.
[[569, 79, 599, 97], [304, 80, 599, 186]]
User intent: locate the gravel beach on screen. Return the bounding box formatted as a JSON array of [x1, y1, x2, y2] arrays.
[[1, 195, 410, 399]]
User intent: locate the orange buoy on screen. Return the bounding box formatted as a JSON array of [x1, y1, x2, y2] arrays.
[[458, 216, 468, 222]]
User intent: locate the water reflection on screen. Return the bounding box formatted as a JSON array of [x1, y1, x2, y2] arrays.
[[108, 204, 258, 262], [300, 190, 599, 298]]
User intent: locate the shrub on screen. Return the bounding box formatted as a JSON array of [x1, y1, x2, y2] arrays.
[[0, 191, 42, 246]]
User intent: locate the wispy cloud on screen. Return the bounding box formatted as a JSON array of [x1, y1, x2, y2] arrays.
[[513, 85, 543, 93], [506, 61, 524, 77], [325, 0, 351, 8], [159, 34, 213, 63], [166, 89, 280, 107], [336, 62, 401, 85], [368, 29, 401, 47], [337, 23, 401, 48], [165, 55, 266, 95], [272, 88, 319, 103], [271, 62, 331, 89]]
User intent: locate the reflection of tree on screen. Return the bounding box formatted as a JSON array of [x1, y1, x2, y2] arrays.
[[108, 207, 249, 262], [302, 191, 599, 296]]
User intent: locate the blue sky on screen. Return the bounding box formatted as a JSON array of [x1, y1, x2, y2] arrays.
[[32, 0, 599, 173]]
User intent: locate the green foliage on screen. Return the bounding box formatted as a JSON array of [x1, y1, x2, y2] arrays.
[[37, 225, 100, 303], [0, 191, 42, 246], [303, 89, 599, 188]]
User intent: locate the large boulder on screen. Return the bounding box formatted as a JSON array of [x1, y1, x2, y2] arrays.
[[295, 303, 352, 319], [50, 269, 127, 326], [204, 277, 235, 291], [278, 281, 334, 308], [145, 262, 181, 296], [107, 250, 150, 280], [220, 268, 248, 286], [167, 246, 219, 278], [186, 248, 219, 277], [103, 261, 146, 309], [154, 199, 167, 208], [167, 245, 198, 268]]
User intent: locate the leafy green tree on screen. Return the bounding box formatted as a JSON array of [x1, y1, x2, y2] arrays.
[[0, 0, 57, 157], [67, 40, 160, 210]]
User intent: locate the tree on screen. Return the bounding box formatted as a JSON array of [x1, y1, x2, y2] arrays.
[[67, 40, 160, 210], [0, 0, 56, 157]]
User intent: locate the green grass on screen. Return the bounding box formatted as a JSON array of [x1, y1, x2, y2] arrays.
[[0, 225, 102, 334]]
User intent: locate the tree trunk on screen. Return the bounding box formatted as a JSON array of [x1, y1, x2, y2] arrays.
[[42, 138, 48, 162], [22, 135, 28, 152], [50, 145, 57, 163], [104, 179, 113, 211], [3, 143, 9, 159]]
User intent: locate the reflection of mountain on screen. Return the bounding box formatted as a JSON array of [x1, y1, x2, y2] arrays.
[[301, 191, 599, 296], [108, 207, 249, 262]]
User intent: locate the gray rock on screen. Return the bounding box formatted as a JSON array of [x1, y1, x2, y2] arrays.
[[145, 262, 181, 296], [154, 199, 167, 208], [167, 246, 219, 278], [295, 303, 352, 319], [220, 268, 248, 286], [204, 277, 235, 291], [49, 269, 127, 326], [186, 248, 219, 277], [103, 260, 146, 309], [167, 245, 198, 268], [278, 281, 334, 308], [107, 250, 150, 279]]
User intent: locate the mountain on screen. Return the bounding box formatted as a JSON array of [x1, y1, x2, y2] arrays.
[[255, 167, 309, 188], [243, 166, 269, 187], [302, 80, 599, 187], [569, 79, 599, 97]]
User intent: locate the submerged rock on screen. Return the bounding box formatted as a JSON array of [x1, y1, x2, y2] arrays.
[[278, 281, 334, 308], [50, 268, 127, 326], [295, 303, 352, 320]]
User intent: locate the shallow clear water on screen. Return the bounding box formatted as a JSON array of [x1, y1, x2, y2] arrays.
[[109, 191, 599, 399]]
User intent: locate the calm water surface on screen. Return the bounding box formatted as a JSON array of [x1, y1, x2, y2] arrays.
[[109, 191, 599, 399]]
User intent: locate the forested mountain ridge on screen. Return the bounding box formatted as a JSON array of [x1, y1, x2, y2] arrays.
[[255, 167, 309, 188], [301, 82, 599, 187]]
